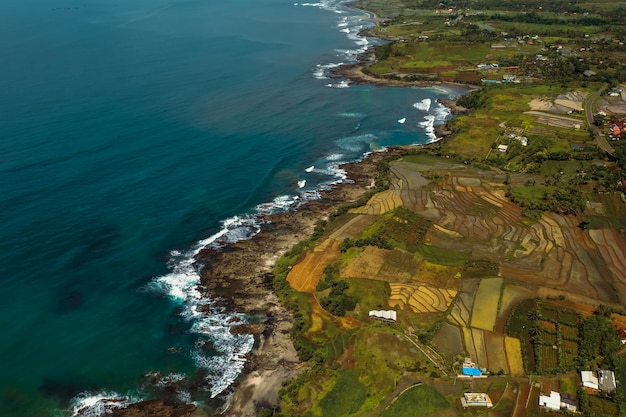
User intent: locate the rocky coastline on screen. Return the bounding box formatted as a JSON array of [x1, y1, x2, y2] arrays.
[[197, 146, 414, 417], [111, 4, 475, 417]]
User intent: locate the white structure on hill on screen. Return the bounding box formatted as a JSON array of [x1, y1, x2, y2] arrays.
[[368, 310, 397, 322]]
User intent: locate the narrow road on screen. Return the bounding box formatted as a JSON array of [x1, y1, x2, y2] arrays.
[[584, 83, 615, 155]]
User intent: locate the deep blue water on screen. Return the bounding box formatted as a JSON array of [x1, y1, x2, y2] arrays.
[[0, 0, 462, 415]]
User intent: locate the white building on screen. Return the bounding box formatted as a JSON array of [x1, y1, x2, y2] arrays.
[[539, 391, 561, 410], [538, 391, 577, 412], [462, 393, 493, 408], [581, 371, 599, 390], [368, 310, 397, 322]]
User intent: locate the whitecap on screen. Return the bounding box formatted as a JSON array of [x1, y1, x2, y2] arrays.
[[305, 165, 314, 172], [298, 179, 306, 188], [339, 112, 364, 118], [413, 98, 432, 112], [326, 80, 350, 88], [398, 117, 406, 124]]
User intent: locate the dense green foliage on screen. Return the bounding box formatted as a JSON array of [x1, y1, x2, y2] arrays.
[[319, 281, 359, 317], [579, 312, 622, 366]]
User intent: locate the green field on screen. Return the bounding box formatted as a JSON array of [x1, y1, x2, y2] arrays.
[[319, 370, 368, 417], [379, 384, 451, 417], [347, 278, 391, 320]]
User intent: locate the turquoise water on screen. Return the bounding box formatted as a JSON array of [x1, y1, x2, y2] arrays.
[[0, 0, 462, 415]]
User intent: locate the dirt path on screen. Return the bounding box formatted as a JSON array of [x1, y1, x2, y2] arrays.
[[404, 332, 451, 377]]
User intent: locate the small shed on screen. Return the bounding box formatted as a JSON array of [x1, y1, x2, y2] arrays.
[[497, 144, 508, 153]]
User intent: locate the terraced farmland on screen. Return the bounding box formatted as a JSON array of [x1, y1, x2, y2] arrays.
[[389, 158, 626, 306], [388, 283, 457, 313]]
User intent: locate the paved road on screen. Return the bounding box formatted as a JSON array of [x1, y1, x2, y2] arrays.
[[584, 83, 615, 155]]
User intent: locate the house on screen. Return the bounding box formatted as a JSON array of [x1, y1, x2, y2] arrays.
[[497, 144, 509, 153], [461, 358, 484, 377], [581, 371, 599, 390], [612, 125, 621, 136], [599, 370, 616, 393], [368, 310, 396, 322], [462, 393, 493, 408], [539, 391, 578, 412], [539, 391, 561, 410], [462, 366, 481, 376], [561, 394, 577, 412]]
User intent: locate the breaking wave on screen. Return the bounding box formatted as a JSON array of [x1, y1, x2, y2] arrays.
[[413, 98, 431, 112]]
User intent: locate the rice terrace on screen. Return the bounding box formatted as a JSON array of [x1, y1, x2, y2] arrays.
[[268, 0, 626, 415], [273, 149, 626, 417]]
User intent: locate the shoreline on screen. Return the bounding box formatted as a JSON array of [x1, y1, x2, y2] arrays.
[[114, 3, 476, 416], [198, 4, 477, 416], [198, 146, 415, 417]]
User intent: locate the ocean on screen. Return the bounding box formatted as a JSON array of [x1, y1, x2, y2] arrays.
[[0, 0, 463, 415]]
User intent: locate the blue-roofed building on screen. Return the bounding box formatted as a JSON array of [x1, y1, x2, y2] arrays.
[[462, 367, 482, 376]]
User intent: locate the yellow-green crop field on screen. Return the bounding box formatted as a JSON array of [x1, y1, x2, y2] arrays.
[[471, 278, 503, 331]]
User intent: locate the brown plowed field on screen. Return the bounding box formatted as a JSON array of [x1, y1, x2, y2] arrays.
[[287, 239, 341, 293]]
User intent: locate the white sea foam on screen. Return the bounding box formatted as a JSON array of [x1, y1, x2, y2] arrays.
[[298, 179, 306, 188], [148, 212, 265, 398], [310, 0, 374, 81], [413, 98, 432, 112], [326, 80, 350, 88], [325, 153, 344, 161], [433, 100, 452, 121], [339, 111, 364, 118], [398, 117, 406, 124], [69, 391, 133, 417], [312, 62, 343, 79], [305, 165, 314, 172], [418, 115, 437, 142], [189, 306, 254, 398]]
